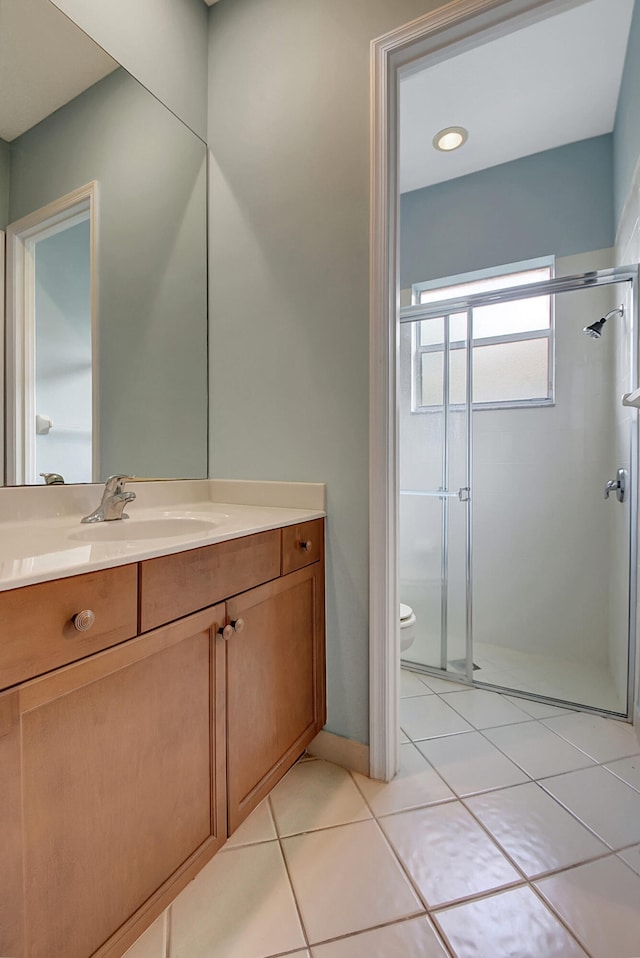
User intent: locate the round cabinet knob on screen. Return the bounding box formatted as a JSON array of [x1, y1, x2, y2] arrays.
[[218, 624, 234, 641], [299, 540, 313, 552], [231, 618, 245, 634], [73, 609, 95, 633]]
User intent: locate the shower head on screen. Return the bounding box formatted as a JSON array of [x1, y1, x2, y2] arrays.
[[583, 317, 607, 339], [583, 305, 625, 339]]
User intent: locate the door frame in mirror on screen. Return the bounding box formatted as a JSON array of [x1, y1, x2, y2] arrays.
[[5, 181, 98, 485]]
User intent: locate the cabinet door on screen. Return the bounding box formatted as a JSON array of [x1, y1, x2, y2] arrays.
[[16, 605, 226, 958], [0, 691, 23, 957], [226, 562, 326, 832]]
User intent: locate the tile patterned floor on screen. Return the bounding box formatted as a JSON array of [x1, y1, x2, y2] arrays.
[[126, 670, 640, 958]]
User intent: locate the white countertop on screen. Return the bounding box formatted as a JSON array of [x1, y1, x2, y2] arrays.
[[0, 479, 326, 591]]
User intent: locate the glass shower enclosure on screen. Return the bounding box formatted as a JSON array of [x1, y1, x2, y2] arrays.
[[399, 266, 638, 718]]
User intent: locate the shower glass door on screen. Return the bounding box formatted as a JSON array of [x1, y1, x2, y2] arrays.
[[399, 305, 473, 681], [471, 277, 635, 716], [399, 265, 637, 718]]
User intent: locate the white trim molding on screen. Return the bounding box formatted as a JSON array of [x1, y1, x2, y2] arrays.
[[368, 0, 574, 781], [307, 730, 370, 778], [5, 181, 98, 485]]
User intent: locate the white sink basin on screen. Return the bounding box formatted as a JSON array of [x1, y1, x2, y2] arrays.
[[69, 517, 217, 542]]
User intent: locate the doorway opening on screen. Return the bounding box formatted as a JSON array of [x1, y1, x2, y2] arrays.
[[5, 182, 97, 485], [370, 0, 640, 780]]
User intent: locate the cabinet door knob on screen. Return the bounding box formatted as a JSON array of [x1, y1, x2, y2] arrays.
[[299, 540, 313, 552], [231, 618, 245, 634], [73, 610, 95, 632], [218, 624, 234, 641]]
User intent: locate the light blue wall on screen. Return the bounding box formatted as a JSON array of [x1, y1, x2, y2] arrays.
[[0, 138, 9, 229], [401, 135, 615, 288], [10, 69, 208, 480], [208, 0, 448, 746], [614, 0, 640, 226], [48, 0, 208, 139]]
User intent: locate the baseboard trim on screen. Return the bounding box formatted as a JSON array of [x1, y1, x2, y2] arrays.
[[307, 730, 370, 777]]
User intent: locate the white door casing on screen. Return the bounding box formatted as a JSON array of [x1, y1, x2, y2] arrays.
[[368, 0, 577, 781], [5, 182, 98, 484]]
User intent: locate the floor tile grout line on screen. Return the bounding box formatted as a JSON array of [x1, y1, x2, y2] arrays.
[[351, 743, 460, 819], [534, 777, 633, 853], [539, 713, 640, 765], [164, 907, 171, 958], [402, 738, 461, 802], [346, 763, 457, 942], [365, 814, 459, 956], [262, 945, 313, 958], [269, 794, 313, 956], [436, 687, 640, 846], [422, 815, 600, 958], [528, 876, 597, 958], [457, 791, 616, 884], [349, 763, 535, 932], [464, 714, 596, 781], [434, 878, 597, 958], [299, 913, 458, 957], [134, 676, 635, 958], [429, 911, 464, 958], [535, 716, 640, 764], [405, 683, 640, 864], [436, 688, 535, 728], [411, 732, 536, 800], [291, 680, 636, 955], [604, 761, 640, 793], [274, 764, 458, 957]]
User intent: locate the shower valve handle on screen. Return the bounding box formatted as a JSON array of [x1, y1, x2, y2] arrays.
[[604, 469, 626, 503]]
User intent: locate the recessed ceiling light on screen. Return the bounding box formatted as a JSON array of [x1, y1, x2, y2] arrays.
[[433, 126, 468, 152]]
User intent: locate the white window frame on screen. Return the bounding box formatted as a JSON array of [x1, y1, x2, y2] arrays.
[[410, 256, 556, 413]]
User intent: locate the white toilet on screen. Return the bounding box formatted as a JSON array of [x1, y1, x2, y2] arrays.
[[400, 603, 417, 654]]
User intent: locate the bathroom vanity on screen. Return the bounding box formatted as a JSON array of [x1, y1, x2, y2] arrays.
[[0, 484, 326, 958]]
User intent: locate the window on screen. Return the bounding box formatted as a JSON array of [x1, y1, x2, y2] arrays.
[[411, 259, 554, 411]]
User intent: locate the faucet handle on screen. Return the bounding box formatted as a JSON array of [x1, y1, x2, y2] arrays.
[[40, 472, 64, 485], [104, 474, 135, 492]]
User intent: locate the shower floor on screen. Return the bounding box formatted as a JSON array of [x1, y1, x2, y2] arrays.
[[403, 640, 625, 715]]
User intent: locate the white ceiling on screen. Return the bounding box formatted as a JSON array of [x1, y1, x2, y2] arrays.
[[0, 0, 118, 142], [399, 0, 635, 194]]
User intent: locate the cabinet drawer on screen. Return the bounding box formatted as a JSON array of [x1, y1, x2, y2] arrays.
[[140, 529, 281, 632], [0, 565, 138, 691], [281, 519, 324, 575]]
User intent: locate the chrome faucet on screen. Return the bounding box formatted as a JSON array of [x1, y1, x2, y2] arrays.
[[40, 472, 65, 485], [81, 475, 136, 523]]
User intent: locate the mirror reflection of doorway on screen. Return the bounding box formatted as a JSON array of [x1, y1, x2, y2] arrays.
[[34, 217, 92, 484], [5, 183, 96, 485]]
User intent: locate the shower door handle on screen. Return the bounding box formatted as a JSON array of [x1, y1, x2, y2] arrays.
[[604, 469, 626, 503]]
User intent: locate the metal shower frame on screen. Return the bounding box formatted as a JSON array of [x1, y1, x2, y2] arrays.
[[399, 264, 639, 720]]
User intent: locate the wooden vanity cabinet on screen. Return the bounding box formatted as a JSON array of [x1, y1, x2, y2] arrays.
[[0, 518, 325, 958], [2, 606, 227, 958], [226, 560, 326, 832]]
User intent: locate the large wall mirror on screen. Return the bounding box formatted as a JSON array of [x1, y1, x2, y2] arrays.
[[0, 0, 208, 486]]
